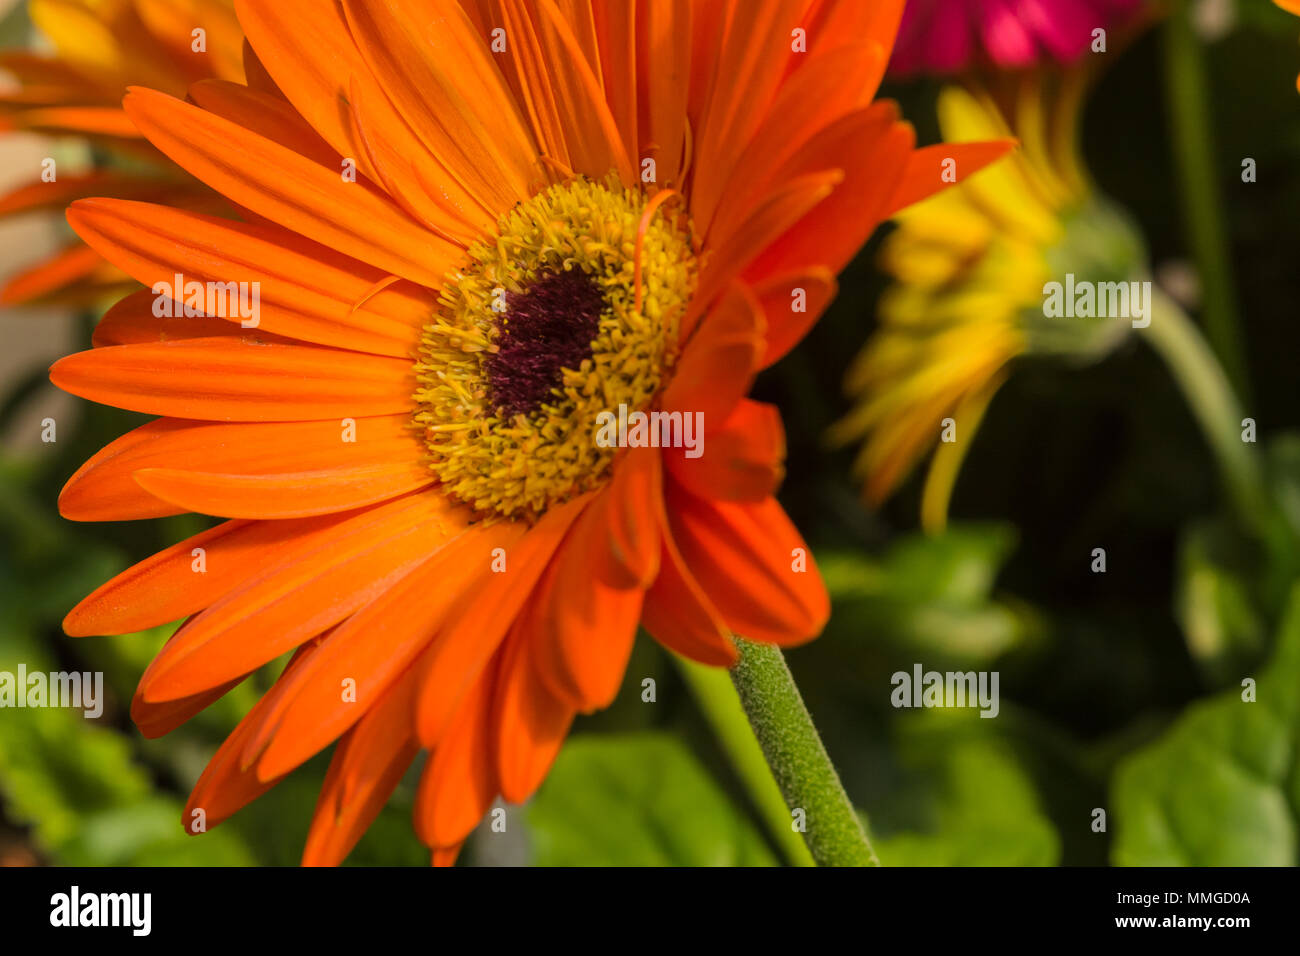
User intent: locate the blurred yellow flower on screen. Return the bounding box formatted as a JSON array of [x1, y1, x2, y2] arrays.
[[0, 0, 243, 304], [831, 71, 1141, 532]]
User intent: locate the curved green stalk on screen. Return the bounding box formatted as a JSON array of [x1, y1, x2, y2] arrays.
[[674, 654, 816, 866], [1145, 286, 1268, 532], [1162, 0, 1252, 404], [725, 638, 877, 867]]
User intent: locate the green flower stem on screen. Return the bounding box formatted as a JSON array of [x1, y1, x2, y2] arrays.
[[1162, 0, 1252, 405], [723, 638, 877, 866], [1146, 287, 1269, 532], [673, 653, 816, 867]]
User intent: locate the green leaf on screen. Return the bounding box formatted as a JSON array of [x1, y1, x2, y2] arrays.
[[820, 523, 1040, 667], [0, 630, 255, 865], [0, 705, 154, 852], [59, 798, 255, 867], [528, 732, 777, 866], [1172, 434, 1300, 685], [1267, 433, 1300, 542], [1174, 517, 1269, 683], [1110, 585, 1300, 865], [870, 713, 1060, 866]]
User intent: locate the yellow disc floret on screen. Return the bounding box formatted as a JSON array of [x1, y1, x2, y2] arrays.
[[414, 176, 696, 521]]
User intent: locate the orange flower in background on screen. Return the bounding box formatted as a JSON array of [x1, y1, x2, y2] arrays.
[[1278, 0, 1300, 91], [50, 0, 1012, 865], [0, 0, 243, 304]]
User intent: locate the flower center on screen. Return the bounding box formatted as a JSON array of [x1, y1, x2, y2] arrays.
[[414, 176, 697, 521], [484, 269, 606, 419]]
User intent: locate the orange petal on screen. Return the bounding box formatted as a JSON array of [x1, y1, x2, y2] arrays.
[[640, 514, 737, 667], [636, 0, 691, 189], [133, 0, 246, 83], [665, 399, 785, 502], [431, 843, 463, 866], [0, 51, 101, 95], [60, 415, 424, 522], [507, 0, 632, 182], [341, 0, 539, 211], [13, 106, 141, 137], [663, 282, 764, 426], [752, 267, 837, 369], [134, 460, 432, 521], [187, 79, 348, 170], [68, 197, 435, 357], [695, 169, 842, 311], [688, 0, 807, 234], [413, 495, 588, 745], [63, 514, 360, 636], [529, 501, 644, 712], [233, 0, 368, 161], [881, 139, 1020, 220], [302, 667, 421, 867], [51, 338, 415, 421], [138, 491, 462, 704], [132, 646, 246, 739], [246, 520, 525, 781], [744, 104, 912, 279], [492, 617, 575, 804], [703, 42, 886, 247], [236, 0, 492, 241], [596, 446, 662, 588], [241, 38, 283, 98], [555, 0, 604, 69], [0, 242, 108, 305], [666, 484, 828, 647], [590, 0, 638, 166], [800, 0, 905, 96], [343, 74, 484, 246], [0, 170, 177, 218], [92, 289, 271, 348], [414, 664, 498, 850], [121, 87, 457, 287], [183, 643, 320, 833]]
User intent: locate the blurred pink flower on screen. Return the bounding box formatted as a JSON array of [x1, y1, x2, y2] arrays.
[[890, 0, 1144, 75]]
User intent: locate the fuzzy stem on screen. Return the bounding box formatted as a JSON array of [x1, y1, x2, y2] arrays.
[[674, 654, 816, 866], [726, 638, 877, 866]]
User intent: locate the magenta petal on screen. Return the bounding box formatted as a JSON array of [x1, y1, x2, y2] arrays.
[[887, 0, 1143, 77], [980, 0, 1039, 67], [925, 0, 977, 73], [1019, 0, 1102, 63]]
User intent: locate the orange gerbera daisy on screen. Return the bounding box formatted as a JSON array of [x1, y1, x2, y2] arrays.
[[0, 0, 243, 304], [51, 0, 1011, 866]]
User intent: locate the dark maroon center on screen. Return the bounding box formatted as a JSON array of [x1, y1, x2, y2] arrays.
[[485, 269, 606, 419]]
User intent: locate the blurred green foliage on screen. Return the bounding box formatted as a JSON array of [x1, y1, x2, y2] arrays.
[[818, 523, 1042, 668], [1111, 586, 1300, 865], [529, 733, 775, 866], [871, 714, 1061, 867]]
